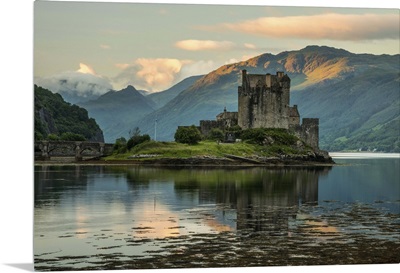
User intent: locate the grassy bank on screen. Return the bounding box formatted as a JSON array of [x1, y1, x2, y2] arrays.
[[105, 139, 313, 161]]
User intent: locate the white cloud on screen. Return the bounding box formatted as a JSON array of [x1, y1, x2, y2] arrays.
[[215, 13, 399, 41], [244, 43, 257, 49], [77, 63, 96, 75], [112, 58, 189, 92], [113, 58, 226, 92], [35, 63, 112, 98], [100, 44, 111, 49], [175, 39, 235, 51]]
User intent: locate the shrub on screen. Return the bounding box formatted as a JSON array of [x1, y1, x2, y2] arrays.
[[208, 128, 225, 142], [174, 125, 202, 145], [240, 128, 267, 145], [47, 134, 60, 141], [113, 137, 127, 153], [60, 132, 86, 141], [127, 134, 151, 150]]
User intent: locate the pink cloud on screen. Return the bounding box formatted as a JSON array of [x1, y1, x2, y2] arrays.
[[215, 13, 399, 41], [175, 39, 235, 51]]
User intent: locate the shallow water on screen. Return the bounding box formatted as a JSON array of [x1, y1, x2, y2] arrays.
[[34, 156, 400, 270]]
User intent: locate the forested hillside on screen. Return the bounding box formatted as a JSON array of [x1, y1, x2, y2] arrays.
[[34, 85, 104, 142]]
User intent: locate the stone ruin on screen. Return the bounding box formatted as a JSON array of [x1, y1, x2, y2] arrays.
[[195, 70, 319, 149]]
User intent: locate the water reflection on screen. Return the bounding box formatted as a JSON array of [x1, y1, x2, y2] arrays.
[[35, 166, 331, 237], [34, 163, 399, 270]]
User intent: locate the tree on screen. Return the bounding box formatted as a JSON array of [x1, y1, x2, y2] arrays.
[[127, 134, 151, 150], [208, 128, 225, 142], [60, 132, 86, 141], [174, 125, 202, 145], [47, 134, 60, 141], [240, 128, 267, 145], [113, 137, 127, 153]]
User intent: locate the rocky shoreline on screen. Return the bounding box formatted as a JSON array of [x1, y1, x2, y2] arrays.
[[35, 149, 335, 166]]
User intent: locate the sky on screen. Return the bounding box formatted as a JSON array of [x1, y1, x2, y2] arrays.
[[33, 0, 400, 95], [0, 2, 399, 273]]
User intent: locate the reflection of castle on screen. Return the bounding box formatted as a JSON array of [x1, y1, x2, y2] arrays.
[[195, 167, 331, 233], [199, 71, 320, 149]]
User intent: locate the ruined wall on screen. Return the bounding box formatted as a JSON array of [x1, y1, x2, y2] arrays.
[[301, 118, 319, 149], [290, 119, 320, 150], [289, 105, 300, 128], [238, 70, 290, 130], [199, 120, 226, 137]]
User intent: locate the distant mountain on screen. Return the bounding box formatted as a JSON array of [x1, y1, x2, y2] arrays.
[[34, 85, 104, 142], [78, 85, 156, 142], [147, 75, 204, 109], [137, 89, 150, 96], [134, 46, 399, 152], [57, 89, 103, 104]]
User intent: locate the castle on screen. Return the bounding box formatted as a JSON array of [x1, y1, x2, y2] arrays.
[[198, 70, 320, 149]]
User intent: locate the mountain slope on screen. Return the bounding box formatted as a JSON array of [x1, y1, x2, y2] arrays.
[[134, 46, 399, 152], [78, 85, 156, 142], [34, 85, 104, 142], [147, 75, 203, 109]]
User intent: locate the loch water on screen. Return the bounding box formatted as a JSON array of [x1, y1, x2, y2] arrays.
[[34, 154, 400, 270]]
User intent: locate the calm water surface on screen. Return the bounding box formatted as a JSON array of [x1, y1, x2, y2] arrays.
[[34, 155, 400, 270]]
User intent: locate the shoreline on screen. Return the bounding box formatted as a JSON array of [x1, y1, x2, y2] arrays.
[[34, 155, 335, 167]]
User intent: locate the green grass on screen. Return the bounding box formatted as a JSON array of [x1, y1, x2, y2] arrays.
[[105, 138, 313, 161]]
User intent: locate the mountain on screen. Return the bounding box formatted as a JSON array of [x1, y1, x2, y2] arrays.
[[147, 75, 204, 109], [78, 85, 156, 142], [57, 88, 103, 104], [34, 85, 104, 142], [133, 46, 399, 152]]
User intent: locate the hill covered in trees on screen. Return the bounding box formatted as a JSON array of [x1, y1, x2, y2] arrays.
[[34, 85, 104, 142]]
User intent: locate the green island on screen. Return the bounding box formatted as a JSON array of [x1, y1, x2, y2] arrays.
[[103, 127, 334, 166]]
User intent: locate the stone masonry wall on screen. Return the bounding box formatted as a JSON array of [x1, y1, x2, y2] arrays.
[[238, 70, 290, 130]]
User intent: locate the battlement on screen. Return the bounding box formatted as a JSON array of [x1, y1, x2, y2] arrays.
[[240, 70, 290, 91]]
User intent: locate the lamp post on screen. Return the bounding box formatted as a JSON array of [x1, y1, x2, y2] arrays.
[[154, 118, 157, 141]]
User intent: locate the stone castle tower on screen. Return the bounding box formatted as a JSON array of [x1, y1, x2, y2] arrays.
[[197, 70, 320, 149], [238, 70, 291, 129]]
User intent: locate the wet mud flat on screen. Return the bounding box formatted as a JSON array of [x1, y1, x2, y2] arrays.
[[34, 201, 400, 271]]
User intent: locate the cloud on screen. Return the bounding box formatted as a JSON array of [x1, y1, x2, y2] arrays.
[[179, 60, 220, 79], [175, 39, 235, 51], [244, 43, 257, 49], [77, 63, 96, 75], [100, 44, 111, 50], [113, 58, 225, 92], [35, 63, 113, 100], [113, 58, 189, 92], [213, 13, 399, 41]]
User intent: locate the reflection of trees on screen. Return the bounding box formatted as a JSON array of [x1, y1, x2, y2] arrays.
[[35, 165, 332, 234], [34, 165, 91, 207]]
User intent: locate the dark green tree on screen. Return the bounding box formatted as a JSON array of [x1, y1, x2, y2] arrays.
[[174, 125, 202, 145], [208, 128, 225, 142], [127, 134, 151, 150], [113, 137, 127, 153], [240, 128, 267, 145], [60, 132, 86, 141]]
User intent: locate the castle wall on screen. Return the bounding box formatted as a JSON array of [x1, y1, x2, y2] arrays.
[[238, 70, 290, 130], [200, 120, 225, 137], [290, 118, 319, 149], [301, 118, 319, 149], [289, 105, 300, 128]]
